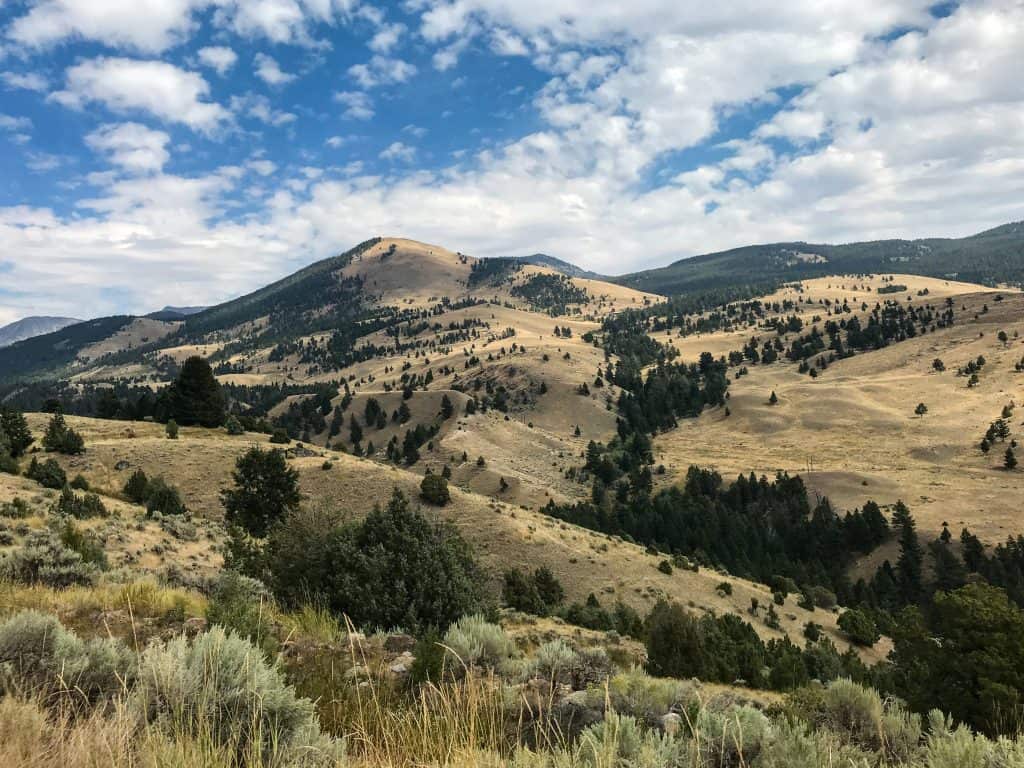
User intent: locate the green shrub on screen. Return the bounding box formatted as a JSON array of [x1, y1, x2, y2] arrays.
[[225, 415, 245, 435], [695, 704, 771, 767], [269, 428, 290, 444], [657, 559, 673, 575], [56, 518, 108, 570], [442, 614, 515, 671], [0, 497, 32, 518], [0, 530, 98, 587], [24, 457, 67, 489], [165, 419, 179, 439], [589, 668, 696, 724], [205, 570, 277, 655], [0, 610, 133, 710], [42, 413, 85, 454], [419, 471, 450, 505], [131, 626, 337, 764], [574, 711, 685, 767], [838, 609, 880, 646], [69, 474, 90, 490], [221, 447, 300, 538], [123, 468, 149, 503], [409, 629, 446, 686], [54, 486, 109, 519], [145, 477, 187, 517], [524, 639, 578, 684]]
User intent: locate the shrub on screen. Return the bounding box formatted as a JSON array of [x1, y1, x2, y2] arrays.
[[54, 486, 109, 519], [443, 614, 515, 671], [42, 414, 84, 455], [56, 518, 108, 569], [270, 428, 290, 444], [221, 447, 300, 538], [225, 415, 245, 435], [205, 570, 277, 655], [261, 489, 490, 634], [590, 668, 696, 724], [165, 419, 179, 439], [131, 626, 337, 764], [123, 468, 149, 503], [24, 457, 67, 489], [574, 711, 684, 767], [695, 704, 772, 767], [716, 581, 733, 596], [524, 639, 578, 684], [145, 477, 187, 517], [420, 471, 450, 505], [69, 474, 90, 490], [0, 407, 33, 457], [0, 610, 133, 710], [0, 530, 98, 587], [837, 609, 880, 646]]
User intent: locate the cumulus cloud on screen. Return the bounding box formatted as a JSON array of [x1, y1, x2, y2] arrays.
[[197, 45, 238, 75], [1, 71, 49, 92], [85, 122, 171, 173], [348, 55, 416, 88], [333, 89, 374, 120], [7, 0, 203, 52], [254, 52, 296, 85], [230, 92, 297, 125], [379, 141, 415, 162], [368, 22, 404, 53], [51, 57, 230, 135]]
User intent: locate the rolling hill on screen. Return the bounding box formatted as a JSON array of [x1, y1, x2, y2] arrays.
[[0, 315, 81, 347]]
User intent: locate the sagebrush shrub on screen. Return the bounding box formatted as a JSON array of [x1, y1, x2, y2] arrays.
[[131, 626, 338, 765], [0, 610, 133, 710], [589, 668, 696, 724], [0, 529, 98, 587], [443, 615, 516, 671], [205, 570, 277, 654], [695, 704, 772, 768]]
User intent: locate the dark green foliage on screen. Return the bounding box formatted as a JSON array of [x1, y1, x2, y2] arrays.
[[145, 477, 187, 517], [0, 315, 132, 385], [56, 517, 108, 569], [269, 428, 290, 444], [69, 474, 89, 490], [259, 489, 489, 634], [511, 273, 589, 314], [560, 593, 643, 639], [54, 486, 109, 519], [502, 567, 564, 616], [166, 357, 225, 427], [221, 447, 300, 538], [41, 413, 84, 454], [419, 472, 450, 505], [440, 394, 454, 420], [0, 529, 97, 587], [468, 257, 521, 287], [837, 609, 880, 646], [892, 583, 1024, 735], [893, 502, 924, 606], [225, 415, 245, 435], [409, 630, 446, 686], [25, 457, 67, 489], [123, 469, 149, 503], [0, 407, 33, 457]]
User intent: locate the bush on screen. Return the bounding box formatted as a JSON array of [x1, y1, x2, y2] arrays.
[[24, 457, 67, 489], [165, 419, 179, 439], [41, 414, 84, 455], [224, 415, 245, 435], [524, 639, 578, 684], [145, 477, 187, 517], [589, 668, 696, 724], [0, 407, 33, 457], [69, 474, 90, 490], [837, 609, 880, 646], [657, 559, 673, 575], [270, 428, 290, 444], [420, 472, 450, 505], [54, 486, 109, 519], [205, 570, 277, 655], [56, 518, 108, 569], [0, 610, 133, 710], [131, 626, 337, 764], [221, 447, 300, 538], [261, 489, 490, 634], [442, 614, 515, 671], [0, 530, 98, 587], [695, 704, 772, 767], [123, 468, 149, 503]]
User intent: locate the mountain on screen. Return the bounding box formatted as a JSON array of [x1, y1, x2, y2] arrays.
[[0, 316, 82, 348], [511, 253, 607, 280], [147, 305, 207, 320], [616, 221, 1024, 295]]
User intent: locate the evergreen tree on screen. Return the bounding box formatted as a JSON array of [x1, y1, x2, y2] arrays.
[[1006, 446, 1018, 470], [167, 356, 226, 427], [440, 394, 454, 420], [894, 501, 924, 605], [0, 408, 33, 457], [929, 537, 967, 593], [221, 447, 301, 538]]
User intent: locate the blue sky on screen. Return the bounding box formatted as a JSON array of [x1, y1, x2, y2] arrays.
[[0, 0, 1022, 323]]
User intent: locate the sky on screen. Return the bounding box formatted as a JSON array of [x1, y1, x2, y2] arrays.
[[0, 0, 1022, 324]]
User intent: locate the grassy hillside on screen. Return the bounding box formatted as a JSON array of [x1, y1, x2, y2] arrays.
[[617, 221, 1024, 294]]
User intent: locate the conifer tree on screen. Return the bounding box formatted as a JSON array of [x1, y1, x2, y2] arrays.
[[167, 356, 225, 427]]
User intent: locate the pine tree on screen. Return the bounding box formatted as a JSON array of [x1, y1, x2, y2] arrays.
[[894, 502, 924, 605], [768, 391, 778, 405], [221, 447, 301, 538], [1006, 446, 1018, 470], [0, 407, 32, 457], [440, 394, 453, 420], [167, 356, 225, 427]]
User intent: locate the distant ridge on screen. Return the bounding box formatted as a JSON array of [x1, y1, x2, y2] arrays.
[[0, 316, 82, 348], [512, 253, 607, 280], [147, 305, 208, 320]]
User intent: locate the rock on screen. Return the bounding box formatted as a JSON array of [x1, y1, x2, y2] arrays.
[[660, 713, 683, 736], [183, 617, 208, 636], [384, 633, 417, 653], [345, 665, 369, 680], [389, 662, 408, 675], [114, 460, 130, 471]]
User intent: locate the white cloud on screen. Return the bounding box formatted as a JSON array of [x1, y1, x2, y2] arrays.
[[230, 93, 297, 125], [213, 0, 358, 45], [325, 135, 347, 147], [368, 22, 404, 53], [51, 57, 230, 135], [7, 0, 203, 53], [0, 114, 33, 132], [490, 28, 528, 56], [1, 71, 49, 92], [247, 158, 277, 176], [254, 52, 296, 85], [379, 141, 415, 162], [197, 46, 238, 75], [348, 55, 416, 88], [25, 152, 63, 172], [333, 89, 374, 120], [85, 121, 170, 173]]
